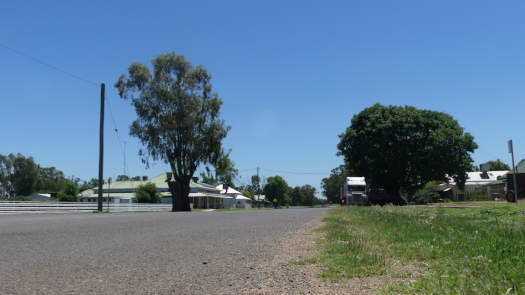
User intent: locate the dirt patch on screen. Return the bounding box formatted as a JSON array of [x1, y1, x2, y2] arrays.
[[233, 212, 427, 295]]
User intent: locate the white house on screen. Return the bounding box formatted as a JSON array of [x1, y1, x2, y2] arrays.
[[216, 184, 252, 208]]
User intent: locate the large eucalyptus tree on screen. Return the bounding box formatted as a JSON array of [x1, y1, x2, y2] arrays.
[[116, 53, 230, 211]]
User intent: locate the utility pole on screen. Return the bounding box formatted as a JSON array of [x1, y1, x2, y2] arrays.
[[257, 167, 260, 207], [508, 140, 518, 204], [98, 83, 105, 212], [123, 140, 127, 176]]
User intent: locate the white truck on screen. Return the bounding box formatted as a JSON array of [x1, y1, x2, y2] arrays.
[[341, 177, 368, 205]]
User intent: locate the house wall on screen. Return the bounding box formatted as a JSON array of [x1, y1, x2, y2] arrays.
[[236, 199, 251, 208]]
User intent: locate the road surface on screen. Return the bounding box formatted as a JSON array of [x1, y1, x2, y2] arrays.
[[0, 208, 326, 294]]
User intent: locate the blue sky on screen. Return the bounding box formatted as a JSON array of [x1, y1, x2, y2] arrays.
[[1, 0, 525, 195]]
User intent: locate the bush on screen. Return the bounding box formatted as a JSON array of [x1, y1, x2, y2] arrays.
[[135, 182, 161, 203], [10, 195, 29, 201], [411, 181, 441, 204], [58, 182, 79, 202]]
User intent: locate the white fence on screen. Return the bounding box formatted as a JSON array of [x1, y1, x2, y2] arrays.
[[0, 201, 172, 214]]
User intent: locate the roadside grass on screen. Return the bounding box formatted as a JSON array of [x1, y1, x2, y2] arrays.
[[317, 204, 525, 294]]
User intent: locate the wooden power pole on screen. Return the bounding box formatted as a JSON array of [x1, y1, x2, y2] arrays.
[[98, 83, 105, 212]]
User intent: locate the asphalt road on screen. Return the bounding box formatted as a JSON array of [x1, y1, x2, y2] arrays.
[[0, 208, 326, 294]]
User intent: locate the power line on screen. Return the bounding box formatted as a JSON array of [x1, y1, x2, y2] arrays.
[[1, 42, 129, 176], [0, 42, 99, 87], [238, 167, 257, 173], [105, 94, 128, 176], [238, 167, 329, 176], [259, 167, 328, 176]]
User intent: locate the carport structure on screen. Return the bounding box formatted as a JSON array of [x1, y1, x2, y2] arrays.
[[190, 192, 231, 209]]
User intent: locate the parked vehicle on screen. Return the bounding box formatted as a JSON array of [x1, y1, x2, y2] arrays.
[[340, 177, 368, 205]]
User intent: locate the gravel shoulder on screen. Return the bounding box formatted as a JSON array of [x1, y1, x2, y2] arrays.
[[239, 210, 378, 295]]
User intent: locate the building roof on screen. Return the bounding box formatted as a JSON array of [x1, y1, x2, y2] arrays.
[[215, 184, 243, 195], [80, 173, 221, 198], [447, 170, 509, 186]]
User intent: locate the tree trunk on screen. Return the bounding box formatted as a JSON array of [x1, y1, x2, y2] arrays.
[[168, 176, 191, 212], [385, 185, 407, 205]]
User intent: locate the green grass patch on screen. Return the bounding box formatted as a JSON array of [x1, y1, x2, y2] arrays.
[[317, 204, 525, 294], [290, 257, 318, 265]]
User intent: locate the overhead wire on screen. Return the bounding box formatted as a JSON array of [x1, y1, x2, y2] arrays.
[[259, 167, 328, 176], [0, 42, 99, 87], [1, 42, 333, 180], [1, 42, 128, 175]]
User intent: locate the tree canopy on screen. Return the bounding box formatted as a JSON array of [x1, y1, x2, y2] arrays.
[[0, 153, 78, 199], [321, 165, 346, 204], [481, 159, 510, 171], [200, 150, 238, 186], [58, 182, 79, 202], [135, 182, 161, 203], [116, 52, 230, 211], [337, 104, 477, 204], [263, 176, 290, 206]]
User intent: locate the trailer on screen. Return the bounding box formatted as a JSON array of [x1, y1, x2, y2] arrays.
[[341, 177, 368, 205]]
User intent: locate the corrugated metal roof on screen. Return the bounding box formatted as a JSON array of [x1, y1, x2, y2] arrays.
[[80, 173, 221, 197], [447, 170, 509, 186]]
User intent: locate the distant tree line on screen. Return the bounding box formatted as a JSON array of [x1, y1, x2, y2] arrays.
[[0, 153, 97, 201], [320, 165, 346, 204], [237, 174, 323, 207]]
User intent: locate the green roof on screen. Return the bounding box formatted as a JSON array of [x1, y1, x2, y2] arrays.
[[81, 173, 220, 195]]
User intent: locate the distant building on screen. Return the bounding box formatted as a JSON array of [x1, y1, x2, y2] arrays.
[[79, 173, 228, 208], [216, 184, 252, 208], [444, 171, 509, 201], [27, 193, 52, 201]]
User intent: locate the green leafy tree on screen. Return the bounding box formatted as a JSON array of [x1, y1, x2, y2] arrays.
[[200, 151, 238, 186], [337, 104, 477, 204], [411, 181, 441, 204], [58, 181, 79, 202], [0, 154, 81, 199], [135, 182, 161, 203], [290, 186, 302, 206], [34, 167, 76, 194], [116, 175, 130, 182], [11, 154, 38, 197], [481, 159, 510, 171], [79, 178, 100, 192], [237, 174, 263, 199], [240, 190, 255, 202], [263, 176, 290, 206], [321, 165, 346, 204], [300, 185, 316, 206], [0, 154, 14, 199], [116, 52, 230, 211], [250, 175, 262, 196]]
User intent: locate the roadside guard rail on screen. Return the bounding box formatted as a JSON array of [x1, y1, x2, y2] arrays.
[[0, 201, 172, 214]]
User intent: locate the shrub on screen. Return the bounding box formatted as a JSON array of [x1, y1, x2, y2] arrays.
[[10, 195, 29, 201], [411, 181, 441, 204], [135, 182, 161, 203], [58, 182, 79, 202]]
